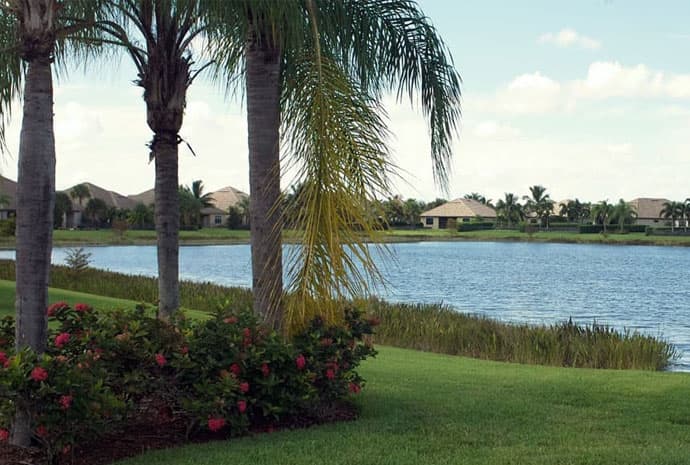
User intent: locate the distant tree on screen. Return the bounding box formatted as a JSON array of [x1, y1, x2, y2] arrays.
[[84, 198, 108, 227], [660, 201, 683, 232], [495, 193, 523, 227], [591, 200, 615, 234], [523, 185, 554, 228], [129, 203, 154, 230], [69, 183, 91, 207], [464, 192, 493, 208], [227, 206, 244, 230], [382, 196, 406, 226], [611, 199, 637, 232], [53, 192, 72, 229], [179, 186, 201, 229], [425, 198, 447, 210], [236, 197, 251, 228], [404, 198, 425, 227]]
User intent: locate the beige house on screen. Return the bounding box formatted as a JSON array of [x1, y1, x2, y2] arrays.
[[628, 198, 670, 226], [0, 176, 17, 220], [420, 198, 497, 229], [201, 186, 249, 227]]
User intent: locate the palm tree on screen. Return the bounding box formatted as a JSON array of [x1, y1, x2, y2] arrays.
[[495, 193, 523, 228], [591, 200, 615, 234], [660, 201, 683, 232], [128, 202, 154, 230], [69, 182, 91, 207], [209, 0, 461, 329], [101, 0, 213, 320], [191, 180, 214, 208], [53, 191, 72, 228], [84, 197, 108, 227], [0, 0, 107, 447], [523, 185, 554, 229], [611, 199, 637, 233]]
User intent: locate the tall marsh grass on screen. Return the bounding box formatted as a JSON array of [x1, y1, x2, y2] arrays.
[[0, 260, 676, 370]]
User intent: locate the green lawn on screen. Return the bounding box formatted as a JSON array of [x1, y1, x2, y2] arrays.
[[116, 346, 690, 465], [0, 280, 208, 320]]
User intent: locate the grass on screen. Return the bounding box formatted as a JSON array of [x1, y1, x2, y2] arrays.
[[0, 261, 675, 370], [115, 345, 690, 465], [3, 227, 690, 248], [0, 280, 209, 321]]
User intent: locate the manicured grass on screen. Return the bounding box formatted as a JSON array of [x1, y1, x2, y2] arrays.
[[0, 279, 209, 320], [116, 346, 690, 465]]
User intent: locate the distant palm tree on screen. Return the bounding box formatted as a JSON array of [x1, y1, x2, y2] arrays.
[[611, 199, 637, 233], [591, 200, 615, 234], [660, 201, 683, 232], [70, 183, 91, 207], [523, 185, 554, 229], [464, 192, 492, 207], [191, 180, 214, 208], [495, 193, 523, 228]]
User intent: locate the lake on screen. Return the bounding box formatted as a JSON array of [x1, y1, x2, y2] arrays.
[[2, 241, 689, 370]]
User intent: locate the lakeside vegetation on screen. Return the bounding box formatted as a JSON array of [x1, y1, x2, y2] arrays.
[[117, 346, 690, 465], [0, 261, 675, 371], [4, 227, 690, 248]]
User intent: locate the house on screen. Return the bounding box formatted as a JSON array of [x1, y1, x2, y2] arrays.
[[62, 182, 138, 228], [0, 176, 17, 220], [420, 198, 497, 229], [202, 186, 249, 227], [628, 198, 670, 226]]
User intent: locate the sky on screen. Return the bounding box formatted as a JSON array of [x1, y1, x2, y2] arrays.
[[3, 0, 690, 203]]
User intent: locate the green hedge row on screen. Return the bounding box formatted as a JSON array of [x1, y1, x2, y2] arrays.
[[457, 222, 495, 232]]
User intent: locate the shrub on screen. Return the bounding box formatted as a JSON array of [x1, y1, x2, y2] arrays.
[[0, 218, 15, 237], [457, 222, 494, 232], [0, 302, 376, 453], [64, 248, 92, 274]]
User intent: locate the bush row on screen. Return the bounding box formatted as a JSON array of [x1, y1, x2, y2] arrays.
[[456, 222, 495, 232], [0, 303, 377, 457], [577, 224, 647, 234]]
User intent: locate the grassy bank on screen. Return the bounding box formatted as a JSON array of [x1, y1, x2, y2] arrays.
[[0, 261, 675, 370], [2, 227, 690, 248], [116, 345, 690, 465]]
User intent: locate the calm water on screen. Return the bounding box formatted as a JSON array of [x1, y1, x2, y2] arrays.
[[2, 241, 689, 370]]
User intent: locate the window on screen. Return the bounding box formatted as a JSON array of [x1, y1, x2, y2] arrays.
[[214, 215, 222, 225], [425, 217, 433, 225], [462, 218, 470, 222]]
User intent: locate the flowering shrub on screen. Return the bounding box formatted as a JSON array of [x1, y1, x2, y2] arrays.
[[0, 302, 376, 452]]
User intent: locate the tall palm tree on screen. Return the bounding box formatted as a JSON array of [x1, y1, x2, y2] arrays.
[[495, 193, 523, 228], [611, 199, 637, 233], [69, 182, 91, 207], [100, 0, 213, 320], [209, 0, 461, 329], [523, 185, 554, 229], [591, 200, 614, 234], [660, 201, 683, 232], [191, 179, 214, 208], [0, 0, 107, 447]]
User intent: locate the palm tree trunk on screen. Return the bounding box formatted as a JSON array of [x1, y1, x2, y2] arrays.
[[13, 57, 55, 447], [154, 134, 180, 320], [246, 34, 283, 329]]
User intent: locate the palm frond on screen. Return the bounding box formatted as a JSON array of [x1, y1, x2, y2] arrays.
[[281, 50, 394, 332], [317, 0, 462, 189], [0, 8, 22, 153]]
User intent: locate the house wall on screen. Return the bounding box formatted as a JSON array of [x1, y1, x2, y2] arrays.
[[636, 217, 664, 227], [421, 216, 477, 229], [202, 214, 229, 228]]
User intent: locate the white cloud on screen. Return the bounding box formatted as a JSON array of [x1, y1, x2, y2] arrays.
[[492, 72, 563, 114], [538, 28, 601, 50], [473, 121, 520, 139], [605, 143, 633, 155]]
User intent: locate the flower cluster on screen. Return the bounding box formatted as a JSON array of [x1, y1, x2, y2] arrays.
[[0, 302, 377, 453]]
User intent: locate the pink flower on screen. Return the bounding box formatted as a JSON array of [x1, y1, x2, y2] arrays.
[[31, 366, 48, 382], [237, 400, 247, 413], [54, 332, 71, 349], [230, 363, 242, 376], [223, 316, 238, 324], [59, 395, 73, 410], [0, 352, 7, 365], [155, 353, 167, 367], [325, 369, 335, 380], [0, 428, 8, 441], [239, 382, 250, 393], [320, 338, 333, 347], [35, 425, 48, 437], [74, 303, 91, 313], [261, 363, 270, 377], [180, 346, 189, 355], [207, 417, 226, 432], [243, 328, 251, 338], [348, 382, 361, 394], [47, 301, 68, 317], [295, 354, 306, 371], [3, 357, 11, 369]]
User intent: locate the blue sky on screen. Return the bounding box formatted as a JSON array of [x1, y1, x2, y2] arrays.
[[4, 0, 690, 203]]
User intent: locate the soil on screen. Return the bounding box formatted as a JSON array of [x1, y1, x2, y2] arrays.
[[0, 401, 358, 465]]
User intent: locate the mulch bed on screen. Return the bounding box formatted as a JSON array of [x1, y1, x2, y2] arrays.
[[1, 401, 358, 465]]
